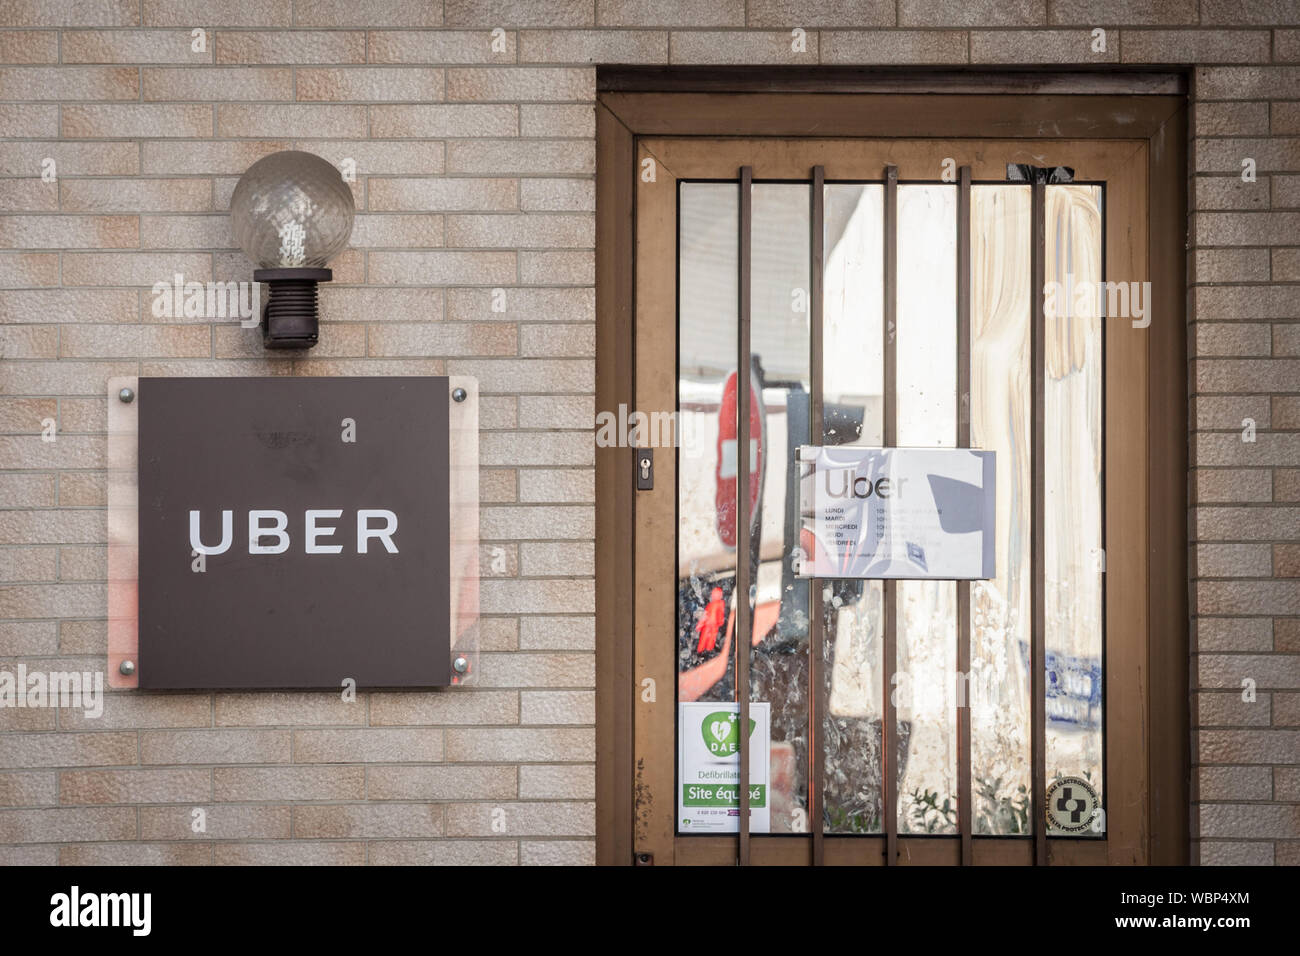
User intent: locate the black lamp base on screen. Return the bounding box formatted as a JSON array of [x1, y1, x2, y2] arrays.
[[254, 267, 332, 350]]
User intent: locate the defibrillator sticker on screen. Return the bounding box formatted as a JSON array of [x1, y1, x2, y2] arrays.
[[677, 701, 770, 834]]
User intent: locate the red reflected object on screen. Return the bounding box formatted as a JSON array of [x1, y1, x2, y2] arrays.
[[695, 586, 726, 653]]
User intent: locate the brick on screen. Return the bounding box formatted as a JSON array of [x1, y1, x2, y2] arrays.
[[1198, 139, 1300, 174], [367, 765, 517, 800], [671, 30, 818, 65], [346, 214, 446, 248], [445, 0, 593, 27], [0, 510, 104, 545], [1275, 693, 1300, 725], [58, 621, 107, 654], [1278, 620, 1300, 653], [1193, 469, 1272, 504], [369, 104, 518, 137], [519, 764, 593, 798], [1198, 581, 1300, 616], [1280, 29, 1300, 61], [447, 287, 592, 323], [447, 67, 593, 102], [0, 31, 57, 63], [143, 66, 292, 101], [1124, 30, 1270, 63], [1195, 689, 1271, 726], [141, 729, 290, 764], [0, 179, 58, 212], [0, 581, 105, 616], [369, 30, 516, 64], [447, 140, 594, 175], [1194, 177, 1269, 211], [1200, 728, 1300, 764], [292, 728, 444, 763], [297, 67, 444, 102], [447, 213, 592, 248], [216, 104, 366, 138], [520, 104, 593, 137], [520, 690, 594, 724], [294, 0, 441, 27], [904, 0, 1042, 27], [519, 322, 594, 357], [59, 768, 211, 805], [0, 806, 136, 843], [519, 29, 664, 64], [445, 727, 592, 761], [0, 104, 56, 137], [1199, 803, 1300, 839], [1195, 359, 1300, 393], [746, 1, 893, 27], [139, 214, 235, 248], [0, 66, 137, 100], [63, 252, 212, 287], [446, 800, 592, 836], [59, 326, 211, 359], [61, 179, 210, 213], [519, 250, 592, 284], [0, 210, 131, 249], [0, 326, 55, 357], [520, 178, 593, 212], [821, 30, 967, 63], [1195, 544, 1272, 578], [58, 545, 105, 581], [473, 649, 594, 685], [367, 839, 517, 864], [369, 688, 519, 726], [481, 504, 593, 538], [57, 474, 106, 509], [1194, 248, 1270, 284], [518, 469, 593, 504], [0, 141, 138, 176], [1277, 767, 1300, 800], [520, 839, 594, 864], [213, 765, 364, 801], [596, 0, 743, 26], [0, 771, 56, 807], [294, 803, 442, 838], [1193, 396, 1269, 430], [62, 104, 213, 138], [519, 543, 594, 580], [214, 692, 363, 727], [215, 841, 365, 865], [142, 0, 291, 27], [141, 139, 287, 175], [972, 30, 1117, 63], [479, 468, 519, 502], [0, 621, 58, 656], [320, 286, 444, 323], [0, 252, 58, 288], [1195, 102, 1270, 137], [140, 804, 291, 840], [1275, 248, 1300, 280], [369, 251, 517, 286], [1197, 67, 1300, 100], [0, 732, 137, 769], [59, 843, 210, 865], [60, 693, 211, 730], [217, 31, 366, 64], [1195, 322, 1271, 356], [0, 846, 53, 865], [368, 322, 517, 357], [63, 30, 212, 64], [1200, 0, 1300, 25], [1049, 0, 1196, 24], [1197, 841, 1274, 865]]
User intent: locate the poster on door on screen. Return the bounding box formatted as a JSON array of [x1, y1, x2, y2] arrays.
[[797, 446, 996, 580], [678, 702, 770, 834]]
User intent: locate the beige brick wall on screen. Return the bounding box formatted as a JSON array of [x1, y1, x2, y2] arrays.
[[0, 1, 1295, 866]]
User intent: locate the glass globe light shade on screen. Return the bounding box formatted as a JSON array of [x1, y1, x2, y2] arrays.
[[229, 150, 354, 269]]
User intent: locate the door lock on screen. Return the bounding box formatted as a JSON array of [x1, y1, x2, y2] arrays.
[[636, 449, 653, 490]]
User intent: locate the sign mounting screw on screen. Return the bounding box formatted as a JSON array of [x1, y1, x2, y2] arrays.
[[452, 656, 468, 674], [119, 660, 135, 676], [451, 387, 467, 403], [118, 387, 135, 403]]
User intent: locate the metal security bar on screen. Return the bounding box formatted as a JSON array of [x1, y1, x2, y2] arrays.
[[736, 165, 754, 867], [956, 166, 973, 866], [881, 164, 899, 865], [809, 165, 827, 868]]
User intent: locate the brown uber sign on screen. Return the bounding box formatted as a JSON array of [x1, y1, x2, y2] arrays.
[[137, 377, 450, 689]]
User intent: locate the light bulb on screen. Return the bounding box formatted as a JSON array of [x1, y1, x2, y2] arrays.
[[229, 150, 355, 349]]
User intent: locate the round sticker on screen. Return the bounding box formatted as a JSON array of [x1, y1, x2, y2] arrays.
[[1045, 776, 1099, 834]]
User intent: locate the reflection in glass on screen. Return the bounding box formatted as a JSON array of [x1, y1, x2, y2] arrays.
[[1044, 185, 1105, 830], [895, 184, 958, 833], [821, 184, 884, 833], [970, 185, 1033, 833]]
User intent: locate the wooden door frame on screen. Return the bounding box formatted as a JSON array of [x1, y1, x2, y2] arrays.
[[595, 72, 1189, 866]]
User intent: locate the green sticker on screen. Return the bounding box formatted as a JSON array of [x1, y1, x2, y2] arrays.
[[700, 711, 757, 757]]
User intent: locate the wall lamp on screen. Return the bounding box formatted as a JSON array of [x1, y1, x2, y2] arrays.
[[230, 150, 355, 350]]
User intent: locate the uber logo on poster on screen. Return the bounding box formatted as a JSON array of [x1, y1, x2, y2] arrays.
[[137, 377, 450, 689]]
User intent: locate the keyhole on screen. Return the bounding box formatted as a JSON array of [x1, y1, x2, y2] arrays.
[[640, 457, 650, 478]]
